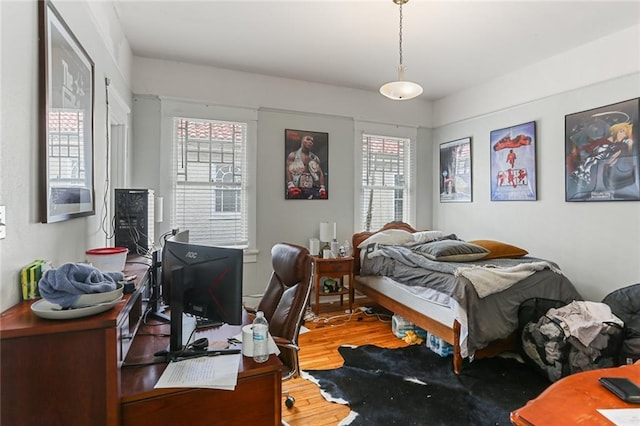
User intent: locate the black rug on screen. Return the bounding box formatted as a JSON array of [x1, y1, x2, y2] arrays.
[[302, 344, 550, 425]]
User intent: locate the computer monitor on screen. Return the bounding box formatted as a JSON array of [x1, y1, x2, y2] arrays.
[[161, 235, 243, 353]]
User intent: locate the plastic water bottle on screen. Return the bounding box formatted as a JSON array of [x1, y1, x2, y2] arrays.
[[252, 311, 269, 363], [343, 240, 352, 257], [331, 239, 340, 258]]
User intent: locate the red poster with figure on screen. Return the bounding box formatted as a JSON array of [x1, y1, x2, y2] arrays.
[[490, 121, 537, 201]]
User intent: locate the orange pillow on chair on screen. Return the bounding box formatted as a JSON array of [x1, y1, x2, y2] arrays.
[[467, 240, 528, 260]]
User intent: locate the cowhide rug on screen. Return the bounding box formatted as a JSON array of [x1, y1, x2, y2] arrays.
[[302, 344, 549, 425]]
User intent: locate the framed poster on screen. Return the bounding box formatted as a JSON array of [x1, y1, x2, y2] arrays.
[[39, 0, 95, 222], [285, 129, 329, 200], [439, 137, 472, 202], [565, 98, 639, 202], [490, 121, 537, 201]]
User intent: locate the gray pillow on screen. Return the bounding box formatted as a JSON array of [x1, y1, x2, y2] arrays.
[[412, 240, 489, 262]]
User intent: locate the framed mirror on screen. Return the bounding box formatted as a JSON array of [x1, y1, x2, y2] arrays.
[[39, 0, 95, 223]]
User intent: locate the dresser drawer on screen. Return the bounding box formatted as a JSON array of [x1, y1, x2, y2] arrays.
[[316, 260, 352, 274]]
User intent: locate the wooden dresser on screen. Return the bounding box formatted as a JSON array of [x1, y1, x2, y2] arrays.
[[1, 256, 283, 425], [0, 257, 150, 426]]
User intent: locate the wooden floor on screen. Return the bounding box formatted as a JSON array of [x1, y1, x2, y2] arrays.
[[281, 302, 408, 426]]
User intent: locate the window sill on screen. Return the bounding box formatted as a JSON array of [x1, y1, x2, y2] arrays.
[[243, 248, 258, 263]]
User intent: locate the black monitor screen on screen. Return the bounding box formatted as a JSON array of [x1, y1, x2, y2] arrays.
[[161, 234, 243, 352]]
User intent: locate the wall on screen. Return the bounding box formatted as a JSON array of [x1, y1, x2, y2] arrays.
[[433, 74, 640, 302], [0, 1, 133, 311], [130, 58, 433, 296], [431, 25, 640, 301], [131, 57, 433, 129], [433, 25, 640, 128], [256, 108, 356, 280]]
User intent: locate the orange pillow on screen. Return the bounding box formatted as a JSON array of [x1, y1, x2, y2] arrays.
[[467, 240, 528, 260]]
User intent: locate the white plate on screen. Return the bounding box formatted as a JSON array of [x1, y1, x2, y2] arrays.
[[31, 295, 124, 320], [73, 283, 124, 308]]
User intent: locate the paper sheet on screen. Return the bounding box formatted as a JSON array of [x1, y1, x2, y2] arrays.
[[597, 408, 640, 426], [154, 354, 241, 390]]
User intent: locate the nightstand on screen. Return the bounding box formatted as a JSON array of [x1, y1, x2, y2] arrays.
[[312, 256, 354, 315]]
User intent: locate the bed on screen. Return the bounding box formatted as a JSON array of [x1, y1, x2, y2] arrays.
[[352, 222, 583, 374]]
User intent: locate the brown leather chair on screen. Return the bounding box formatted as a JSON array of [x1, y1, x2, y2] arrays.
[[254, 242, 313, 380]]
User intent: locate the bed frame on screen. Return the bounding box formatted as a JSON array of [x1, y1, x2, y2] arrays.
[[352, 222, 517, 374]]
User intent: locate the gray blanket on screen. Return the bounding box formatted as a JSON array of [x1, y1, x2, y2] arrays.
[[361, 245, 582, 358], [39, 263, 123, 309]]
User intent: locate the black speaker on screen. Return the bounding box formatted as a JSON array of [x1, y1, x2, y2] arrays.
[[115, 189, 155, 254]]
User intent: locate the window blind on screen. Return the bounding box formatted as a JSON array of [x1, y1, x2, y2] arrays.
[[172, 117, 248, 246], [48, 110, 86, 183], [360, 134, 411, 232]]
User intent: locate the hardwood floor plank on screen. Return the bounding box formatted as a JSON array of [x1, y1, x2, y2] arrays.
[[282, 305, 409, 426]]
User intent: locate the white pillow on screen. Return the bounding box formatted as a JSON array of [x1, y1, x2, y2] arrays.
[[412, 230, 444, 244], [357, 229, 414, 249]]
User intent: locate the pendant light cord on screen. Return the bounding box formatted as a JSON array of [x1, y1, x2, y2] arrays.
[[398, 3, 403, 66]]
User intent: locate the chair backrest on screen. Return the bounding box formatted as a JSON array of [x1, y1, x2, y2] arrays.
[[257, 243, 313, 374]]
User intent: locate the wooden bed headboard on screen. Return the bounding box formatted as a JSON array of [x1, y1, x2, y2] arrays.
[[352, 221, 418, 274]]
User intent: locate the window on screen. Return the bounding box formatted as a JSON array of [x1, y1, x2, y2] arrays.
[[172, 117, 248, 246], [48, 111, 86, 187], [357, 127, 415, 232]]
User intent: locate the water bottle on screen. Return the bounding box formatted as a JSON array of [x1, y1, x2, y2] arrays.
[[252, 311, 269, 363], [331, 239, 340, 258], [343, 240, 352, 257]]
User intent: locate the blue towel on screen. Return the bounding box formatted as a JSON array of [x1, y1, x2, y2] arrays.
[[38, 263, 124, 309]]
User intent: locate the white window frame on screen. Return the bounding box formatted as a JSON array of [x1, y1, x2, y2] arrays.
[[354, 121, 417, 232], [159, 98, 257, 261]]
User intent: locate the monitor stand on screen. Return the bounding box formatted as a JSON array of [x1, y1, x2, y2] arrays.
[[149, 306, 170, 322], [148, 250, 170, 322]]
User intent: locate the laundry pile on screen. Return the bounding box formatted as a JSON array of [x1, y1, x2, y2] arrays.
[[521, 300, 623, 382]]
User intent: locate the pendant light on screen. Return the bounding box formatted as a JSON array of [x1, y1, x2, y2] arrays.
[[379, 0, 423, 100]]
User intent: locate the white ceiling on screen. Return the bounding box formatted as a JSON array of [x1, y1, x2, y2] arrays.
[[112, 1, 640, 101]]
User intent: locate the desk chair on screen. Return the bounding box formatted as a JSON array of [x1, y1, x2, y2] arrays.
[[251, 243, 313, 407]]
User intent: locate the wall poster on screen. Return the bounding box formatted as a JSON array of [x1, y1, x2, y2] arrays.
[[565, 98, 639, 202], [285, 129, 329, 200], [439, 137, 472, 202], [39, 0, 95, 223], [490, 121, 537, 201]]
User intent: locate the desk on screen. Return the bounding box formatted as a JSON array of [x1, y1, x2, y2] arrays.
[[511, 363, 640, 425], [120, 312, 283, 425], [312, 256, 354, 315]]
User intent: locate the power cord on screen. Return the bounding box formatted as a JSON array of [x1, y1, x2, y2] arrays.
[[362, 307, 393, 323], [306, 306, 392, 326], [307, 308, 360, 326]]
